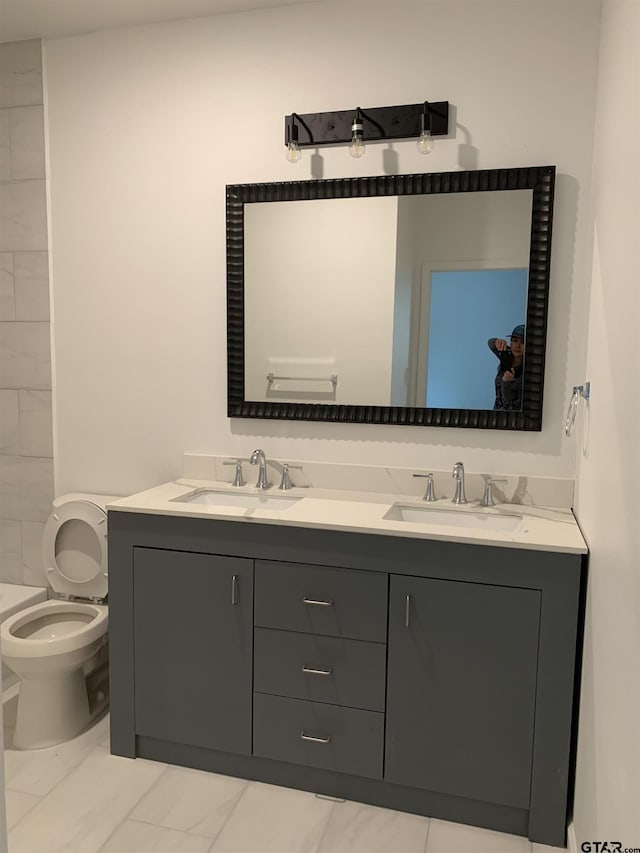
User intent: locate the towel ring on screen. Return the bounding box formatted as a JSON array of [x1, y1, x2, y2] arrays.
[[565, 382, 590, 437]]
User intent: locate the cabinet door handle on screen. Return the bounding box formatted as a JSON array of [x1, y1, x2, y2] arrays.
[[405, 594, 411, 628], [301, 665, 333, 676], [300, 731, 331, 744], [231, 575, 238, 606], [302, 597, 334, 607]]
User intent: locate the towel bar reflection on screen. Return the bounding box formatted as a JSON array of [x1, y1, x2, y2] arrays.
[[266, 373, 338, 389]]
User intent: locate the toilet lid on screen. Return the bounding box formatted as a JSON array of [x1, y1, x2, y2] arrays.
[[42, 500, 108, 599]]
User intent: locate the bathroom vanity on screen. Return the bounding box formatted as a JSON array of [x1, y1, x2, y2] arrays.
[[108, 479, 586, 848]]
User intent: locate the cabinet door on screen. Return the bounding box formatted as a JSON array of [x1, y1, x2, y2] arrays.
[[133, 548, 253, 755], [385, 575, 540, 809]]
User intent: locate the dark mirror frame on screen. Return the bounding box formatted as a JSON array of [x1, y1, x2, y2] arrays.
[[226, 165, 555, 430]]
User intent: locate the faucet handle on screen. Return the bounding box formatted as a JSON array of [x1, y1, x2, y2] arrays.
[[279, 463, 302, 491], [223, 459, 245, 487], [413, 472, 437, 502], [480, 478, 507, 507]]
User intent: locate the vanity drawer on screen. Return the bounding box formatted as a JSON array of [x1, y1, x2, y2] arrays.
[[254, 560, 388, 642], [253, 693, 384, 779], [254, 628, 386, 712]]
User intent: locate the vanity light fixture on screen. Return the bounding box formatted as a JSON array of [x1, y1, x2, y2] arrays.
[[284, 100, 449, 161], [286, 114, 302, 164], [349, 108, 365, 159], [417, 101, 435, 155]]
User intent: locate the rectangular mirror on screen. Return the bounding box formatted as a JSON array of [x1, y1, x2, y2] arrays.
[[227, 167, 555, 430]]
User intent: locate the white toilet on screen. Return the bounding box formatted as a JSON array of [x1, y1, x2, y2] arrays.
[[1, 494, 117, 749]]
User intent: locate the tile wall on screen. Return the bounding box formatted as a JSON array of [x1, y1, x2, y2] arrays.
[[0, 39, 52, 587]]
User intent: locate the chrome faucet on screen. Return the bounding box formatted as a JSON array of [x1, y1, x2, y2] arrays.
[[480, 478, 507, 507], [222, 459, 245, 487], [279, 463, 302, 491], [452, 461, 467, 504], [250, 448, 270, 490], [413, 472, 437, 502]]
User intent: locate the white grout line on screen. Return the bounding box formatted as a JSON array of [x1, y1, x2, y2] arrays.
[[308, 798, 337, 853], [423, 817, 431, 853], [205, 778, 253, 853], [5, 714, 112, 834], [93, 759, 171, 853]]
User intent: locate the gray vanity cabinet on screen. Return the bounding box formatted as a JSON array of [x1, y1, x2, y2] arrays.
[[385, 575, 540, 809], [132, 547, 253, 755], [108, 511, 585, 848]]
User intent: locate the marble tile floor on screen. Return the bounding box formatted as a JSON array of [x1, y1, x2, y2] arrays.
[[3, 713, 566, 853]]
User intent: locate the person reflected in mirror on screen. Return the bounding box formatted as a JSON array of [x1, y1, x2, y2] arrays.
[[488, 324, 525, 410]]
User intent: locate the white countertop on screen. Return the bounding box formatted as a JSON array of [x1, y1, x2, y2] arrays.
[[107, 479, 588, 555]]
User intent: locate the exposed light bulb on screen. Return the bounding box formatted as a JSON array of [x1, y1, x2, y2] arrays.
[[349, 111, 365, 158], [286, 139, 302, 163], [349, 135, 365, 158], [417, 102, 434, 155], [286, 118, 302, 164], [417, 129, 434, 154]]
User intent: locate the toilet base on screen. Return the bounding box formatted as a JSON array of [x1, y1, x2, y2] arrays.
[[14, 669, 92, 750]]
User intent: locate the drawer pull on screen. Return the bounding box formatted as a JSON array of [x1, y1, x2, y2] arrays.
[[301, 665, 333, 676], [231, 575, 238, 606], [300, 731, 331, 744], [302, 597, 334, 607], [405, 594, 411, 628]]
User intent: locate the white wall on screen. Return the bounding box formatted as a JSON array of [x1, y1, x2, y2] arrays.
[[391, 194, 418, 405], [244, 197, 398, 405], [401, 190, 532, 266], [43, 1, 600, 496], [572, 0, 640, 847]]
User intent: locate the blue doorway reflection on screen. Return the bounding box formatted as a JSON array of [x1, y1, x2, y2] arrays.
[[426, 268, 528, 410]]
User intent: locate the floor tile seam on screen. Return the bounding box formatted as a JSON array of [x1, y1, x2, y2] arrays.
[[308, 798, 337, 853], [206, 777, 255, 852], [204, 784, 334, 853], [3, 737, 100, 803], [423, 815, 431, 853], [8, 744, 162, 849], [3, 711, 110, 793], [125, 814, 219, 840], [93, 760, 171, 853], [423, 815, 432, 853], [127, 765, 251, 836], [4, 785, 41, 797], [5, 783, 50, 837], [315, 803, 431, 853], [3, 787, 42, 831]]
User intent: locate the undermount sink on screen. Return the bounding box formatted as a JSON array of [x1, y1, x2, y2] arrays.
[[173, 489, 302, 510], [383, 503, 524, 532]]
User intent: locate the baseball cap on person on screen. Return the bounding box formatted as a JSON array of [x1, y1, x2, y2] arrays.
[[507, 324, 525, 340]]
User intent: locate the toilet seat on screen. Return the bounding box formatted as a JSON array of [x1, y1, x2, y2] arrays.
[[42, 499, 108, 600], [1, 600, 108, 659], [1, 493, 118, 749]]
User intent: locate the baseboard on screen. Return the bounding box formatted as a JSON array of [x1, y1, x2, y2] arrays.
[[2, 684, 19, 734], [2, 682, 19, 705]]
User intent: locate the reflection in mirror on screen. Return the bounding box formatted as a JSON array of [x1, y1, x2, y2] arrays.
[[244, 190, 532, 411], [419, 268, 528, 411], [227, 166, 555, 430]]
